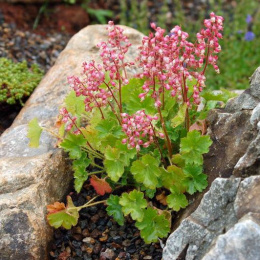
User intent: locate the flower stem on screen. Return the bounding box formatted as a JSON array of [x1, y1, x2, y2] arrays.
[[70, 197, 107, 211], [150, 124, 167, 167], [157, 107, 172, 158]]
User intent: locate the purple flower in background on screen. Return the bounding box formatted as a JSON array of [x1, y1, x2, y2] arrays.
[[244, 31, 255, 41], [246, 14, 253, 24]]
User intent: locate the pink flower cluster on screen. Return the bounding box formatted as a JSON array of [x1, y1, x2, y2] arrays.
[[67, 61, 111, 112], [121, 110, 164, 150], [97, 21, 133, 86], [59, 107, 80, 134], [137, 12, 223, 106]]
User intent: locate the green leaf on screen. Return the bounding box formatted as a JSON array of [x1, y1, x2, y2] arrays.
[[171, 103, 187, 128], [171, 154, 185, 168], [201, 89, 237, 103], [104, 158, 125, 182], [161, 97, 177, 118], [27, 118, 43, 148], [104, 144, 135, 182], [161, 165, 187, 193], [106, 195, 125, 226], [135, 208, 170, 243], [64, 91, 85, 116], [180, 130, 212, 165], [60, 133, 86, 159], [121, 78, 156, 115], [96, 119, 121, 139], [47, 196, 79, 229], [183, 164, 208, 194], [72, 152, 91, 193], [166, 191, 188, 211], [47, 211, 78, 229], [119, 190, 147, 221], [96, 120, 114, 138], [143, 188, 156, 199], [114, 141, 137, 165], [130, 155, 161, 189]]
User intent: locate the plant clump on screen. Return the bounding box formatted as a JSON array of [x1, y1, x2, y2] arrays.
[[28, 13, 224, 244], [0, 58, 43, 105]]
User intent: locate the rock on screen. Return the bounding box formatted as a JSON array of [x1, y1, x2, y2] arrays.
[[0, 25, 143, 259], [202, 216, 260, 260], [204, 66, 260, 183], [163, 67, 260, 260], [234, 176, 260, 219], [163, 178, 240, 260]]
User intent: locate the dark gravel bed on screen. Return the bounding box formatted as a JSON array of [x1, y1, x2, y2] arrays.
[[0, 21, 70, 133], [0, 22, 70, 73], [50, 184, 164, 260]]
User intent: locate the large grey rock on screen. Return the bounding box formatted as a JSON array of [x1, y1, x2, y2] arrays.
[[163, 67, 260, 260], [163, 178, 240, 260], [202, 216, 260, 260], [0, 25, 143, 260]]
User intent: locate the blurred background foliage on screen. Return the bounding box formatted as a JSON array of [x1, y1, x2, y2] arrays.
[[116, 0, 260, 90]]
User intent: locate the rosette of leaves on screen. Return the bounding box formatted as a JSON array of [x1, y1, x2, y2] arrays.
[[27, 18, 226, 244], [0, 58, 43, 105], [28, 78, 215, 243]]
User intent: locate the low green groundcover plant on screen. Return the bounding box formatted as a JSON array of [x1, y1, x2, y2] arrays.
[[28, 13, 226, 243], [0, 58, 43, 105]]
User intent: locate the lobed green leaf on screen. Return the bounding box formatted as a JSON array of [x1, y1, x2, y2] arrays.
[[161, 165, 187, 193], [27, 118, 43, 148], [119, 190, 147, 222], [130, 154, 161, 189], [183, 164, 208, 194], [166, 191, 188, 211], [171, 103, 187, 128], [47, 196, 79, 229], [64, 91, 85, 116], [60, 133, 86, 159], [180, 130, 212, 165], [135, 208, 170, 243], [72, 152, 91, 193], [106, 195, 125, 226]]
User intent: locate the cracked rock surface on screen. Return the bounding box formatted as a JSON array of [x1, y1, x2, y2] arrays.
[[163, 67, 260, 260]]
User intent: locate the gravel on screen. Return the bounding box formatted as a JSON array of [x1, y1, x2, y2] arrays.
[[49, 184, 164, 260]]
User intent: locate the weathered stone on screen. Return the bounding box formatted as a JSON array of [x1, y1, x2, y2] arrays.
[[234, 176, 260, 219], [163, 178, 240, 260], [204, 66, 260, 182], [163, 67, 260, 260], [205, 109, 256, 183], [202, 217, 260, 260], [0, 25, 144, 259]]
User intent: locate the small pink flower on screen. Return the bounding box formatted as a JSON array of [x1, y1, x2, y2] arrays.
[[121, 110, 160, 150]]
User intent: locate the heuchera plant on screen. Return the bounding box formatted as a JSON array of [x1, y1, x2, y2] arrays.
[[28, 13, 224, 243]]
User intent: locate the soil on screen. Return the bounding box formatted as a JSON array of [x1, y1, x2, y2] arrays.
[[49, 184, 166, 260]]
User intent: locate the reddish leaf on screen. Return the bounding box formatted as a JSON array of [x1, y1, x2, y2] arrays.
[[90, 175, 112, 195], [47, 202, 66, 214], [156, 191, 168, 206], [189, 120, 207, 135], [58, 251, 70, 260]]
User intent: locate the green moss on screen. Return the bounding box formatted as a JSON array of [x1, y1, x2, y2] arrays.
[[0, 58, 43, 105]]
